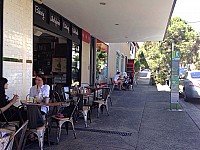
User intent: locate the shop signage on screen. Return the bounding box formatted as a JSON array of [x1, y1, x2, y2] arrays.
[[72, 26, 79, 36], [63, 20, 71, 34], [82, 29, 90, 43], [49, 11, 61, 29], [33, 2, 81, 43], [34, 3, 47, 22]]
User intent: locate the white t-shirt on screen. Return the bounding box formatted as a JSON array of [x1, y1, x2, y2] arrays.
[[30, 84, 50, 113], [113, 74, 119, 82]]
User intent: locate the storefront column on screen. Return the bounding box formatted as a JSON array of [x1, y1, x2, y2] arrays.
[[67, 39, 72, 86], [90, 36, 96, 85]]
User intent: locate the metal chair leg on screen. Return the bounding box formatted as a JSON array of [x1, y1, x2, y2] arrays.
[[105, 103, 109, 116], [70, 121, 76, 139], [36, 129, 45, 150], [57, 122, 62, 143], [88, 110, 92, 123], [82, 110, 88, 128], [97, 104, 103, 118], [108, 97, 112, 106]]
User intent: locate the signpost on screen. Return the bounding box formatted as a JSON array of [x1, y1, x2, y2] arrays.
[[170, 43, 180, 110]]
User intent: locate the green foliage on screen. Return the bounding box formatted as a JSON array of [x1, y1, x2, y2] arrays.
[[139, 17, 200, 73], [134, 60, 140, 72], [96, 49, 107, 74]]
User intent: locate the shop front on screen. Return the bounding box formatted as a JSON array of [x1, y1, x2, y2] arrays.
[[33, 2, 82, 88]]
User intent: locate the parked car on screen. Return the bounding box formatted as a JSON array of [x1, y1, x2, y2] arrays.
[[181, 70, 200, 101], [139, 69, 151, 78]]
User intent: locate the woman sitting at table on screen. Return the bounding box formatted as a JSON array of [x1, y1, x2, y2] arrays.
[[29, 74, 50, 115], [0, 77, 19, 122], [113, 72, 124, 90]]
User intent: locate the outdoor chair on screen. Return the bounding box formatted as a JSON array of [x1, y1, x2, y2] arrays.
[[96, 84, 113, 106], [5, 120, 29, 150], [0, 107, 24, 131], [93, 88, 110, 118], [50, 99, 79, 143], [61, 86, 70, 101], [23, 105, 50, 150], [110, 78, 120, 90], [74, 96, 92, 128]]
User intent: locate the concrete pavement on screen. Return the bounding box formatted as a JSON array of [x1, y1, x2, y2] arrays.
[[26, 78, 200, 150]]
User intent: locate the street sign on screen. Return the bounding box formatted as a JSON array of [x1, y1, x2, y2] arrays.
[[170, 43, 180, 108]]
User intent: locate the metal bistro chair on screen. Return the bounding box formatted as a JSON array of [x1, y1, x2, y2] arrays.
[[50, 99, 80, 143], [73, 95, 92, 128], [93, 88, 110, 118], [110, 78, 120, 90], [23, 104, 49, 150], [5, 120, 29, 150]]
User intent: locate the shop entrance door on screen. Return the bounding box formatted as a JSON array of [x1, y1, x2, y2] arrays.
[[53, 43, 68, 85]]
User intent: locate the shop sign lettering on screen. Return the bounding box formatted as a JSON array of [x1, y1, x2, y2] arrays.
[[35, 5, 45, 20], [50, 15, 60, 27], [63, 22, 70, 33], [72, 27, 78, 36]]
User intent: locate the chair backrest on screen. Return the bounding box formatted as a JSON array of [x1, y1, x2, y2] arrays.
[[61, 87, 70, 101], [102, 88, 110, 101], [60, 98, 80, 119], [53, 91, 62, 102], [26, 105, 44, 129], [5, 120, 28, 150]]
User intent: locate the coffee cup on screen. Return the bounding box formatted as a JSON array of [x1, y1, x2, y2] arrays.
[[34, 96, 40, 103], [43, 97, 50, 104], [29, 97, 34, 103]]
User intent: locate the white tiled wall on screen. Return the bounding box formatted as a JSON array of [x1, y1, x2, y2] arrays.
[[3, 0, 33, 100]]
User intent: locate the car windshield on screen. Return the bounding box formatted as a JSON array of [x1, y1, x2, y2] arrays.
[[190, 72, 200, 78]]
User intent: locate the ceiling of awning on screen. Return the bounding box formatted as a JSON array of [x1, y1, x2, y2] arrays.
[[43, 0, 176, 43]]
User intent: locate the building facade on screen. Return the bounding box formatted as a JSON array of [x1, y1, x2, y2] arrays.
[[108, 43, 138, 81]]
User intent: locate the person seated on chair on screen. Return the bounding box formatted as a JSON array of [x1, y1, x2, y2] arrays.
[[29, 74, 50, 115], [0, 77, 20, 122], [113, 72, 123, 90]]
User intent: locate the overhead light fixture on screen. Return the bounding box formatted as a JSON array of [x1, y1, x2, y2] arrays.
[[115, 23, 119, 26], [100, 2, 106, 5], [34, 28, 43, 36]]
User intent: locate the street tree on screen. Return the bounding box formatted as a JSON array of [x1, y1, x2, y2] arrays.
[[138, 17, 200, 71]]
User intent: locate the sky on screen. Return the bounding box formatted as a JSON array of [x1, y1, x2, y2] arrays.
[[172, 0, 200, 33]]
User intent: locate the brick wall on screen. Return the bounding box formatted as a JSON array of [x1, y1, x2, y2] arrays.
[[3, 0, 33, 100]]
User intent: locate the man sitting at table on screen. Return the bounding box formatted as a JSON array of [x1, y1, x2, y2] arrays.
[[29, 74, 50, 115], [113, 72, 123, 90]]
